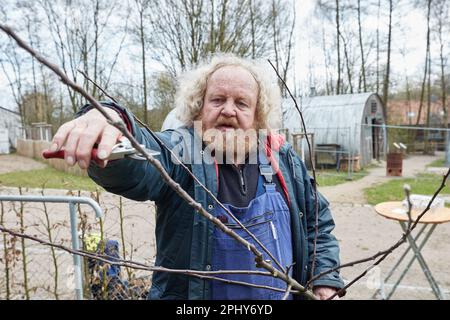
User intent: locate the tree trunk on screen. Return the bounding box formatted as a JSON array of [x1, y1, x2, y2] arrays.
[[382, 0, 392, 122], [415, 0, 431, 127], [376, 0, 380, 94], [335, 0, 341, 94], [249, 0, 256, 59], [437, 5, 449, 164], [357, 0, 366, 92], [139, 4, 148, 124], [340, 32, 353, 94]]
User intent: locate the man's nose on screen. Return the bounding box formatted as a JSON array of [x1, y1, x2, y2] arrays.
[[221, 99, 237, 117]]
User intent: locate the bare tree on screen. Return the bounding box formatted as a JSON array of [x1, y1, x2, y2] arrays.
[[335, 0, 341, 94], [270, 0, 296, 93], [376, 0, 381, 94], [432, 0, 449, 162], [133, 0, 151, 124], [145, 0, 292, 75], [415, 0, 432, 135], [0, 39, 26, 126], [40, 0, 126, 112], [381, 0, 393, 122], [357, 0, 367, 92]]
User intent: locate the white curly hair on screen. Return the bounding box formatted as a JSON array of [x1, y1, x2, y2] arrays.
[[174, 54, 282, 130]]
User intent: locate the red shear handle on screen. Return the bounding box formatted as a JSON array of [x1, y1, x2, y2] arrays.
[[42, 149, 66, 159], [42, 149, 101, 164]]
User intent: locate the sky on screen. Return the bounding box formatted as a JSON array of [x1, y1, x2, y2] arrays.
[[293, 0, 431, 95], [0, 0, 441, 112]]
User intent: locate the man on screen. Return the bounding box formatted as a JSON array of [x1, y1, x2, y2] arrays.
[[49, 54, 344, 300]]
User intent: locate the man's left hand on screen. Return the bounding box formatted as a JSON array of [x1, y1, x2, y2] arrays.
[[313, 286, 339, 300]]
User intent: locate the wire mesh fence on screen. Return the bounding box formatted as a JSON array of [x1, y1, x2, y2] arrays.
[[280, 124, 449, 184], [0, 186, 156, 300]]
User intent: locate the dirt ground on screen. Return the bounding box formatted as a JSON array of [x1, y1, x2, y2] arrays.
[[0, 154, 47, 174], [0, 152, 449, 300], [323, 152, 450, 300]]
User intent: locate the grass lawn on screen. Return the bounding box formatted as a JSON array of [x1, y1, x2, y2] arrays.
[[364, 173, 450, 205], [426, 158, 448, 168], [0, 167, 100, 191], [315, 169, 368, 187]]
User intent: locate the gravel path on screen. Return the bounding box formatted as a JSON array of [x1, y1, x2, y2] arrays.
[[1, 152, 448, 300], [319, 153, 443, 205], [331, 203, 450, 300]]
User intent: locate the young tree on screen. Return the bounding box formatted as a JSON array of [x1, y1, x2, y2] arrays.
[[432, 0, 449, 161], [133, 0, 151, 125], [382, 0, 393, 121], [41, 0, 127, 112], [357, 0, 367, 92], [415, 0, 432, 127]]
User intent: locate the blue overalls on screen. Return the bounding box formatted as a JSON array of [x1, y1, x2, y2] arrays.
[[211, 155, 294, 300]]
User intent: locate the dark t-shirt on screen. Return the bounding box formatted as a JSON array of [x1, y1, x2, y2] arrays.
[[217, 163, 289, 207]]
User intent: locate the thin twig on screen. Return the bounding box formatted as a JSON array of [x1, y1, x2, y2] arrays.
[[282, 263, 295, 300], [18, 187, 29, 300], [307, 169, 450, 288], [269, 55, 450, 297], [0, 24, 315, 300], [78, 65, 287, 274], [40, 188, 59, 300], [78, 69, 118, 103], [0, 201, 10, 300], [404, 184, 413, 229], [0, 225, 302, 295], [268, 59, 320, 287], [324, 169, 450, 299], [282, 285, 292, 300]]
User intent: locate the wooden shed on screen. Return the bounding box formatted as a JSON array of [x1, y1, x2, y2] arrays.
[[282, 93, 386, 169]]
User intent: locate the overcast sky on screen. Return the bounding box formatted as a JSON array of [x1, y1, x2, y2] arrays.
[[0, 0, 440, 111], [294, 0, 431, 94]]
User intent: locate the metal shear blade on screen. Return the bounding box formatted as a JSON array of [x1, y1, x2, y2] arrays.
[[109, 138, 160, 161]]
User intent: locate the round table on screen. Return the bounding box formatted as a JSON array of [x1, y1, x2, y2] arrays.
[[372, 201, 450, 300], [374, 201, 450, 224]]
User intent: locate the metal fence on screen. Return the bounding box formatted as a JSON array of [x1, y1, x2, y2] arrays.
[[283, 127, 359, 180], [0, 187, 156, 300]]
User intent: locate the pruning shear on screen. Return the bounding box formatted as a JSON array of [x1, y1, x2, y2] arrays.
[[42, 137, 160, 164]]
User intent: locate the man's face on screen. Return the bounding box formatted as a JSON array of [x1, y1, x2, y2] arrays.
[[199, 66, 259, 163], [200, 65, 258, 132]]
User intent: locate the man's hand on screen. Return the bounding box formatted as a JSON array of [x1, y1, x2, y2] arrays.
[[48, 108, 123, 169], [313, 286, 339, 300]]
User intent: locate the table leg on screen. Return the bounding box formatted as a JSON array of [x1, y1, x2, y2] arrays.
[[371, 224, 427, 300], [400, 222, 445, 300], [386, 223, 435, 299]]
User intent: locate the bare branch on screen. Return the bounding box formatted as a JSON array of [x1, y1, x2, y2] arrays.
[[324, 169, 450, 299], [268, 59, 320, 288], [404, 184, 413, 229], [77, 66, 287, 275], [0, 24, 315, 300], [0, 224, 303, 296]]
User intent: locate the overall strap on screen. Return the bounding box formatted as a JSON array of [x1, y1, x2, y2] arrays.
[[257, 147, 276, 195]]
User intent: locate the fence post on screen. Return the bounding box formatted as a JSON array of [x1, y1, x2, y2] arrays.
[[69, 202, 83, 300]]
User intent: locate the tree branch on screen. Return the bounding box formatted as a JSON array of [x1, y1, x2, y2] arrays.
[[77, 67, 287, 275], [268, 59, 320, 288], [316, 169, 450, 299], [0, 224, 301, 295], [0, 24, 315, 300]]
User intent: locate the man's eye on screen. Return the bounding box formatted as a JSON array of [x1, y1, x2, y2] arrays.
[[237, 102, 248, 108]]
